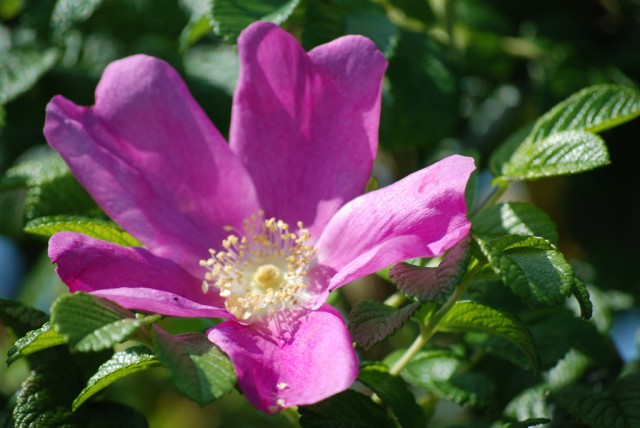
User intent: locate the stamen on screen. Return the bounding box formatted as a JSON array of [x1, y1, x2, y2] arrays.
[[200, 212, 317, 323]]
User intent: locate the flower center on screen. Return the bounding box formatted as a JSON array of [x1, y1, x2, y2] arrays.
[[200, 211, 316, 323]]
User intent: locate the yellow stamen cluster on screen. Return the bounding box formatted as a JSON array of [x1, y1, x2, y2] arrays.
[[200, 211, 316, 323]]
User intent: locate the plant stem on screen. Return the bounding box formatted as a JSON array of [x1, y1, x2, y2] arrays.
[[388, 263, 485, 376], [383, 292, 407, 308]]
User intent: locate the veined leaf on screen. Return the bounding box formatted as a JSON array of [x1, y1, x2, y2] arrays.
[[437, 301, 539, 371], [528, 84, 640, 143], [500, 130, 609, 181], [476, 235, 574, 307], [472, 202, 559, 244], [51, 293, 160, 352], [492, 84, 640, 182], [358, 364, 426, 428], [212, 0, 301, 43], [390, 236, 469, 302], [299, 389, 396, 428], [0, 49, 58, 104], [7, 322, 67, 365], [73, 347, 160, 410], [25, 216, 140, 246], [553, 373, 640, 428], [571, 278, 593, 320], [151, 329, 235, 406], [348, 300, 421, 349]]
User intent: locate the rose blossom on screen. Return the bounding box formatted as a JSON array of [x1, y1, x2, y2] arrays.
[[44, 21, 475, 412]]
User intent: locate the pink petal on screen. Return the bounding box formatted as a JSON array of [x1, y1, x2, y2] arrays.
[[230, 22, 387, 239], [49, 232, 228, 318], [44, 55, 259, 276], [207, 305, 358, 413], [316, 155, 476, 290]]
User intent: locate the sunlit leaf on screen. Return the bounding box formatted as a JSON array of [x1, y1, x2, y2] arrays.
[[0, 49, 58, 104], [476, 235, 574, 307], [472, 202, 559, 244], [51, 293, 159, 352], [73, 347, 160, 410], [212, 0, 301, 42], [7, 322, 67, 365], [25, 216, 140, 247]]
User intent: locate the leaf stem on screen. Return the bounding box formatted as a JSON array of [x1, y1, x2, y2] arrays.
[[383, 292, 407, 308], [388, 263, 485, 376]]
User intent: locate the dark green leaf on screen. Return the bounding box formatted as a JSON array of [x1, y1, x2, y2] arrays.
[[383, 31, 458, 148], [212, 0, 301, 43], [402, 351, 495, 407], [73, 347, 160, 410], [571, 278, 593, 320], [0, 299, 48, 338], [51, 293, 160, 352], [299, 389, 396, 428], [25, 216, 140, 246], [476, 235, 574, 307], [358, 363, 426, 428], [472, 202, 559, 244], [502, 417, 551, 428], [553, 373, 640, 428], [389, 236, 469, 302], [438, 301, 539, 371], [348, 300, 421, 349], [152, 329, 235, 406], [545, 348, 592, 389], [0, 49, 58, 104], [7, 322, 67, 365]]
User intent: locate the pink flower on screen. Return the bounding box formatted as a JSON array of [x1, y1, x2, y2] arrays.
[[44, 22, 475, 412]]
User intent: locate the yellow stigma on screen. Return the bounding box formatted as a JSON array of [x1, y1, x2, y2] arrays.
[[199, 211, 317, 323], [253, 264, 281, 289]]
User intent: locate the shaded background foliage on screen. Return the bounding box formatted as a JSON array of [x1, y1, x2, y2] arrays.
[[1, 0, 640, 427]]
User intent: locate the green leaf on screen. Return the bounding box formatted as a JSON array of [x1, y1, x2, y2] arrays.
[[73, 347, 160, 410], [500, 130, 610, 181], [437, 301, 539, 371], [212, 0, 301, 43], [0, 49, 58, 104], [83, 402, 149, 428], [1, 150, 99, 219], [529, 84, 640, 143], [493, 84, 640, 182], [472, 202, 559, 244], [476, 235, 574, 307], [299, 389, 396, 428], [7, 322, 67, 365], [348, 300, 421, 349], [13, 368, 77, 427], [0, 299, 49, 338], [464, 332, 530, 370], [553, 373, 640, 428], [389, 236, 469, 302], [51, 0, 104, 36], [25, 216, 140, 246], [402, 351, 495, 407], [358, 363, 426, 428], [51, 293, 160, 352], [571, 278, 593, 320], [501, 418, 551, 428], [151, 329, 235, 406]]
